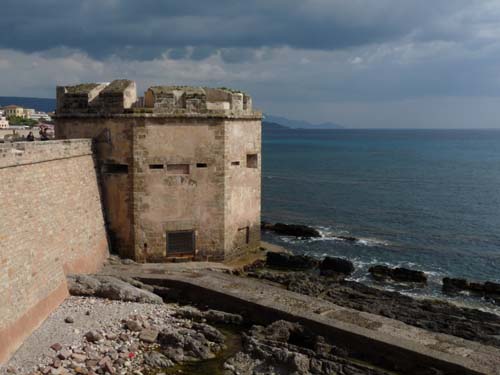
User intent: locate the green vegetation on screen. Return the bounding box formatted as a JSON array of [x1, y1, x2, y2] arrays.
[[7, 116, 39, 127]]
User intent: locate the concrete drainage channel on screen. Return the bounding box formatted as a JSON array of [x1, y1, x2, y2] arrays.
[[137, 276, 487, 375]]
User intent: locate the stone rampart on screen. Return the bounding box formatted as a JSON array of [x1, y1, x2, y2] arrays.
[[0, 139, 109, 364]]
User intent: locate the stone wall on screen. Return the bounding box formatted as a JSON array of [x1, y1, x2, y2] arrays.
[[223, 119, 262, 258], [55, 118, 135, 258], [0, 139, 109, 364], [132, 118, 227, 262]]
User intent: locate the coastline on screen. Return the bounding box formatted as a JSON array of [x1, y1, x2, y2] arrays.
[[261, 228, 500, 316], [2, 248, 500, 374]]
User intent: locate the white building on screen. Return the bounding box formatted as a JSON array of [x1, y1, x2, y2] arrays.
[[30, 111, 52, 122], [23, 108, 35, 119], [0, 115, 9, 129]]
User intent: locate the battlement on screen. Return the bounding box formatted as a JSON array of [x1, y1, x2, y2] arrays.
[[56, 80, 257, 117], [56, 80, 137, 115]]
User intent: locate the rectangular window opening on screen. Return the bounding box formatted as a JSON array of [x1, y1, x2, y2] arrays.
[[149, 164, 164, 170], [196, 163, 208, 168], [103, 163, 128, 174], [167, 231, 195, 256], [167, 164, 190, 174], [231, 161, 240, 166], [246, 153, 258, 168]]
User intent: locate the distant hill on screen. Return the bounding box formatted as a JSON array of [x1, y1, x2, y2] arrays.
[[0, 97, 56, 112], [264, 114, 344, 129], [262, 121, 290, 130]]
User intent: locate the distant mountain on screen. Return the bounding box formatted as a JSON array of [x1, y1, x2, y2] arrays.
[[0, 97, 56, 112], [264, 114, 344, 129], [262, 121, 290, 130]]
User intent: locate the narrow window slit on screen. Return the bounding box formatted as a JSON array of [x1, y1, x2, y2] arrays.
[[149, 164, 164, 169], [103, 163, 128, 174], [196, 163, 208, 168]]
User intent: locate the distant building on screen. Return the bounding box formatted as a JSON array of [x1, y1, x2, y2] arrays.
[[30, 111, 52, 122], [0, 115, 9, 129], [3, 105, 24, 118], [23, 108, 35, 119]]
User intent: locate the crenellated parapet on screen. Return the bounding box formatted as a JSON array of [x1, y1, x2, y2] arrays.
[[57, 80, 137, 115], [144, 86, 253, 115], [56, 80, 257, 117]]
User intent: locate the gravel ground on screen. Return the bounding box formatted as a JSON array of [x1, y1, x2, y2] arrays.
[[0, 297, 177, 374]]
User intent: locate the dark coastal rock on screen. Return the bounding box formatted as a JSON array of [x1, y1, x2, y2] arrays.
[[336, 235, 358, 242], [442, 277, 468, 292], [248, 269, 500, 348], [442, 277, 500, 302], [484, 281, 500, 294], [319, 257, 354, 277], [369, 265, 427, 283], [261, 222, 321, 238], [67, 275, 163, 304], [266, 252, 318, 270]]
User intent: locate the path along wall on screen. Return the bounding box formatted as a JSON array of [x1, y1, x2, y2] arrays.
[[0, 139, 109, 364]]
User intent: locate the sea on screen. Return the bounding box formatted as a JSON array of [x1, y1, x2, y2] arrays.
[[262, 128, 500, 312]]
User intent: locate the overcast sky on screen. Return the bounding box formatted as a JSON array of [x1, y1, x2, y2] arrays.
[[1, 0, 500, 128]]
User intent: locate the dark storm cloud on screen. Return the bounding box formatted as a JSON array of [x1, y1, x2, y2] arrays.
[[0, 0, 471, 60]]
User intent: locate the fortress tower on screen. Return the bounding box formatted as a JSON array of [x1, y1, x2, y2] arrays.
[[55, 80, 261, 262]]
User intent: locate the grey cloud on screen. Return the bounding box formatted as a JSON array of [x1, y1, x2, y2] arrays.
[[0, 0, 473, 60]]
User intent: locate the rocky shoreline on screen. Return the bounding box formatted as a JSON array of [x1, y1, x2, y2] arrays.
[[245, 251, 500, 349], [262, 222, 500, 306], [3, 249, 500, 375], [2, 273, 407, 375]]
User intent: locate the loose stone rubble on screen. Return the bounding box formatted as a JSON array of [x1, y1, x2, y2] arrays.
[[0, 297, 234, 375]]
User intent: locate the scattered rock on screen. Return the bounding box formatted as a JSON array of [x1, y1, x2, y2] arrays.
[[266, 252, 318, 270], [319, 257, 354, 278], [71, 353, 87, 363], [50, 343, 62, 352], [84, 331, 103, 343], [64, 317, 74, 324], [125, 320, 143, 332], [67, 275, 163, 304], [139, 328, 159, 343], [57, 350, 72, 360], [262, 222, 321, 238], [369, 265, 427, 284]]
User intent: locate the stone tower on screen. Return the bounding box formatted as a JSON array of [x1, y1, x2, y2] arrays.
[[55, 79, 261, 262]]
